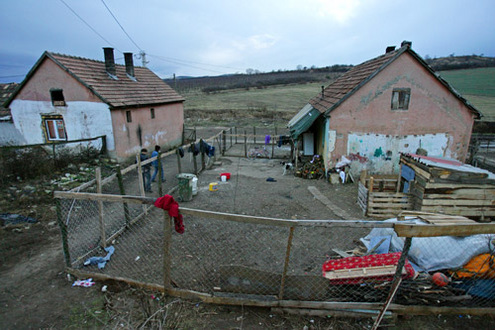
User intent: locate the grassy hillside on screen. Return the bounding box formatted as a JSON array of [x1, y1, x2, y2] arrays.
[[184, 82, 325, 113], [438, 67, 495, 121]]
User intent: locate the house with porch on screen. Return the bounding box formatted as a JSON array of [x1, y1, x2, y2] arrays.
[[288, 41, 481, 176], [6, 48, 184, 160]]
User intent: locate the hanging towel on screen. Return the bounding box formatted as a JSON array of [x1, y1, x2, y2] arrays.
[[154, 195, 185, 234], [265, 135, 271, 145]]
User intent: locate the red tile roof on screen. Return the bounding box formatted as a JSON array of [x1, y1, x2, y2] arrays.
[[0, 83, 18, 116], [308, 46, 480, 118], [47, 52, 184, 108]]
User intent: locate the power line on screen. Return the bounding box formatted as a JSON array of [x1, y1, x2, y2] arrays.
[[148, 54, 230, 74], [58, 0, 121, 53], [100, 0, 142, 52], [150, 54, 245, 71]]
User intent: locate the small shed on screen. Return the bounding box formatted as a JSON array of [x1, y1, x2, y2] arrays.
[[399, 153, 495, 221]]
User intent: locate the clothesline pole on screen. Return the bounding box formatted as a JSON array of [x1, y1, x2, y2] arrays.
[[96, 167, 106, 248], [235, 127, 238, 144], [253, 126, 256, 145], [244, 130, 247, 157], [137, 154, 147, 214], [191, 143, 198, 175]]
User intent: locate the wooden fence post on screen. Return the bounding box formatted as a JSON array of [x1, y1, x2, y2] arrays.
[[163, 214, 172, 293], [271, 135, 275, 159], [230, 127, 233, 148], [244, 130, 248, 157], [200, 139, 206, 171], [157, 151, 163, 196], [95, 167, 106, 248], [279, 226, 295, 300], [55, 199, 71, 267], [235, 127, 238, 144], [222, 131, 226, 156], [176, 149, 182, 174], [116, 165, 130, 225], [191, 143, 198, 175], [137, 154, 147, 214], [253, 126, 256, 145]]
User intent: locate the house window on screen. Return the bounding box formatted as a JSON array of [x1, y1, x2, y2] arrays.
[[43, 116, 67, 141], [50, 89, 66, 106], [126, 110, 132, 123], [150, 108, 155, 119], [391, 88, 411, 110]]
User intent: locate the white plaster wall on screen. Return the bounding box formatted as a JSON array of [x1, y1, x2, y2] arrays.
[[0, 122, 27, 146], [347, 132, 450, 175], [10, 100, 115, 150]]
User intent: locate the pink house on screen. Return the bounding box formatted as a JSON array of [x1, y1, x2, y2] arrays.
[[6, 48, 184, 160], [288, 41, 481, 175]]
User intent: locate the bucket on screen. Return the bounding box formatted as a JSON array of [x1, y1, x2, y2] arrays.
[[221, 175, 227, 182], [192, 176, 198, 195], [220, 172, 231, 180], [209, 182, 218, 191]]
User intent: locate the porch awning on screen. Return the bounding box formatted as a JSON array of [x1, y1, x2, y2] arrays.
[[288, 103, 321, 139]]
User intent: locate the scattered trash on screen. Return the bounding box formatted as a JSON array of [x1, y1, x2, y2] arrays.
[[266, 177, 277, 182], [84, 246, 115, 269], [0, 213, 38, 226], [101, 285, 108, 292], [135, 256, 140, 261], [209, 182, 218, 191], [72, 278, 95, 287], [432, 272, 450, 287]]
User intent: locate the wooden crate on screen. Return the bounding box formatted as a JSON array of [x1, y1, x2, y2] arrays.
[[401, 154, 495, 221], [358, 172, 412, 219]]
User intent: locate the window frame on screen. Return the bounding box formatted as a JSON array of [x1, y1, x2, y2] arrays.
[[50, 89, 66, 106], [150, 108, 155, 119], [126, 110, 132, 123], [391, 88, 411, 111], [42, 115, 67, 141]]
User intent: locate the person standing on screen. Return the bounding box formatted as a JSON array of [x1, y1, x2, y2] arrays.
[[139, 148, 152, 192], [151, 145, 165, 183]]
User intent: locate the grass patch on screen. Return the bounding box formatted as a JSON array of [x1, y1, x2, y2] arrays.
[[438, 67, 495, 97], [184, 82, 326, 113]]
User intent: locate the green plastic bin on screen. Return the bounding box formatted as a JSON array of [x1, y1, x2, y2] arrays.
[[176, 173, 195, 202]]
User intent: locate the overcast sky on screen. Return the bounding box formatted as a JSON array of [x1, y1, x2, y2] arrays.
[[1, 0, 494, 83]]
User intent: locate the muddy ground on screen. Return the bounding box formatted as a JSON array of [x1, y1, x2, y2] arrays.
[[1, 125, 494, 328]]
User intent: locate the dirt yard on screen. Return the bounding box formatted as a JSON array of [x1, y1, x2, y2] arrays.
[[1, 135, 494, 328]]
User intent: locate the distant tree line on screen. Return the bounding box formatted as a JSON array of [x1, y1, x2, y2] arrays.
[[164, 55, 495, 95], [425, 55, 495, 71], [164, 65, 352, 94]]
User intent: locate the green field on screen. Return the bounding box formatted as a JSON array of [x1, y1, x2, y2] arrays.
[[439, 67, 495, 120]]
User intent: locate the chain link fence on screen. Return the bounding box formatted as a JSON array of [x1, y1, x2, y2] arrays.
[[55, 191, 495, 314]]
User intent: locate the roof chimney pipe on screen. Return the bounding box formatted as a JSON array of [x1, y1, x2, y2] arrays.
[[401, 40, 412, 48], [124, 52, 135, 77], [386, 46, 396, 53], [103, 47, 116, 76]]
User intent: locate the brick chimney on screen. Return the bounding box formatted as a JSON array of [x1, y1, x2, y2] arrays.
[[124, 52, 135, 77], [103, 47, 116, 76], [386, 46, 396, 53]]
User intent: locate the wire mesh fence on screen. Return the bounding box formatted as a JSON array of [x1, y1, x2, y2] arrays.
[[55, 192, 495, 312]]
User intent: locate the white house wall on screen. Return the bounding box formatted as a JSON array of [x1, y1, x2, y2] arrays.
[[0, 122, 26, 146], [347, 132, 450, 174], [10, 100, 115, 151]]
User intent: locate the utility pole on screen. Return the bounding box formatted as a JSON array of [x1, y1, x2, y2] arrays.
[[139, 50, 149, 67]]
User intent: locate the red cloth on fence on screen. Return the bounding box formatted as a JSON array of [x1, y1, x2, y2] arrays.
[[154, 195, 185, 234], [322, 252, 415, 284]]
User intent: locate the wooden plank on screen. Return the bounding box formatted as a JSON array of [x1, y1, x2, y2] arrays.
[[324, 265, 406, 280], [421, 199, 495, 206], [418, 207, 495, 216], [424, 182, 495, 189], [394, 222, 495, 237], [272, 307, 391, 318], [307, 186, 353, 219]]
